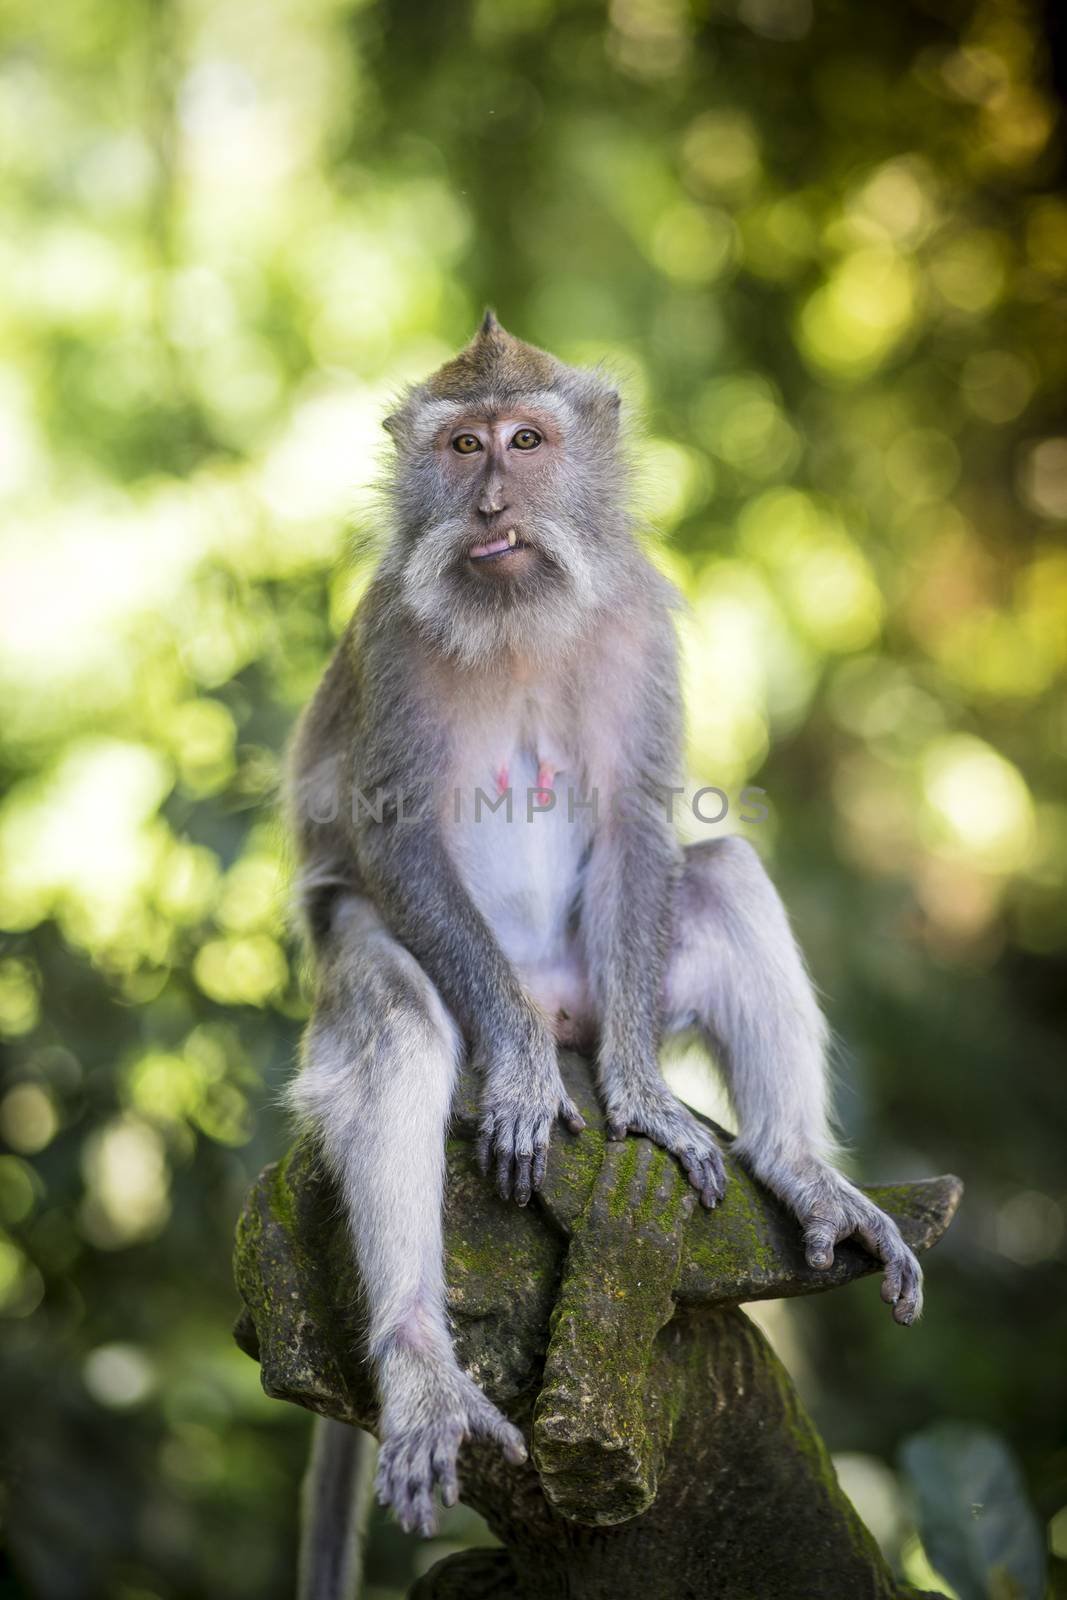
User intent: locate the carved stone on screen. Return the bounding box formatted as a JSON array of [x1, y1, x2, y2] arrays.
[[234, 1053, 960, 1598]]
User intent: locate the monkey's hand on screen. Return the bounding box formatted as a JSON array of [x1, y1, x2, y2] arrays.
[[376, 1354, 526, 1536], [475, 1034, 585, 1206], [766, 1160, 924, 1325], [605, 1078, 727, 1210]]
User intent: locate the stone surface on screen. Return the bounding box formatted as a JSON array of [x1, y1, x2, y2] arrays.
[[234, 1052, 960, 1598]]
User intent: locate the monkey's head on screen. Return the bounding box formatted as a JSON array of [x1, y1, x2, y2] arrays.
[[382, 312, 628, 667]]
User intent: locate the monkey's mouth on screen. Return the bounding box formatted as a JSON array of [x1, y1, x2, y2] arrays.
[[468, 528, 530, 562]]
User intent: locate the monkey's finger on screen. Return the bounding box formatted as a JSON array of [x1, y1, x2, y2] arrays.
[[855, 1213, 897, 1274], [513, 1152, 534, 1207], [468, 1392, 527, 1460], [475, 1121, 495, 1177], [495, 1144, 514, 1201], [705, 1152, 727, 1202], [409, 1477, 437, 1538], [390, 1467, 421, 1534], [678, 1145, 712, 1204], [432, 1448, 460, 1509], [559, 1097, 586, 1134], [375, 1445, 404, 1511], [891, 1252, 924, 1326], [606, 1120, 628, 1141], [531, 1144, 548, 1191], [488, 1416, 528, 1465], [698, 1159, 723, 1208], [681, 1148, 703, 1188], [804, 1222, 837, 1271], [879, 1255, 903, 1306]]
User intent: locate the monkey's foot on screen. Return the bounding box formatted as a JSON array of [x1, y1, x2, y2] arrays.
[[476, 1077, 585, 1206], [606, 1082, 727, 1209], [376, 1366, 526, 1536], [774, 1164, 925, 1325]]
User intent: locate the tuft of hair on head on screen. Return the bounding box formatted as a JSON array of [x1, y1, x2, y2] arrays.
[[420, 312, 560, 405], [381, 312, 622, 451]]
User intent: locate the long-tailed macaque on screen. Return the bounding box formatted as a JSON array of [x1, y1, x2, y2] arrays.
[[287, 314, 923, 1563]]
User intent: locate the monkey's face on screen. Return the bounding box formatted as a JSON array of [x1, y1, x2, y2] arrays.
[[392, 398, 618, 666], [435, 408, 567, 578], [385, 318, 626, 666]]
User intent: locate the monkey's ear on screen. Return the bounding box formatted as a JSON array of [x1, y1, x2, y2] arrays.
[[382, 411, 402, 439], [479, 307, 501, 337], [579, 380, 621, 437]]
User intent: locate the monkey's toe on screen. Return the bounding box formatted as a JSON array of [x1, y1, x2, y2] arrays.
[[376, 1430, 448, 1537], [883, 1245, 924, 1325], [376, 1385, 525, 1537], [794, 1176, 927, 1324]]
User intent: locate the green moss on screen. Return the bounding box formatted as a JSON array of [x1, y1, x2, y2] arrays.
[[683, 1172, 778, 1285], [606, 1136, 640, 1220], [446, 1233, 492, 1275], [542, 1127, 607, 1228], [268, 1153, 298, 1238], [446, 1226, 546, 1282]]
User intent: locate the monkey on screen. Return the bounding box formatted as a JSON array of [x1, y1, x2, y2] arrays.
[[286, 312, 924, 1571]]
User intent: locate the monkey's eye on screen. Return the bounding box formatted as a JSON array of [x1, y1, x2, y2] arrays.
[[451, 433, 482, 454], [511, 427, 542, 451]]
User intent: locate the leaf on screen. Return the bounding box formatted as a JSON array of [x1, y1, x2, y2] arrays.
[[899, 1423, 1046, 1600]]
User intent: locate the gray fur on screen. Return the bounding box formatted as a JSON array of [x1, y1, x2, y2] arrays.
[[286, 318, 922, 1572], [664, 838, 922, 1322]]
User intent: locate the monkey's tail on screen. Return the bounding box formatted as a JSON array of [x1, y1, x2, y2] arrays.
[[298, 1417, 376, 1600]]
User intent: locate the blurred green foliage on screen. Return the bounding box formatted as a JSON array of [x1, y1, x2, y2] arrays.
[[1, 0, 1065, 1595]]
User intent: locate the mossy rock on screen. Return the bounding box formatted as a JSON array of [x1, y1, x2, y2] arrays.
[[234, 1052, 958, 1598]]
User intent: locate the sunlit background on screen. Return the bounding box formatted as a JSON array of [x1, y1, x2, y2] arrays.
[[1, 0, 1065, 1595]]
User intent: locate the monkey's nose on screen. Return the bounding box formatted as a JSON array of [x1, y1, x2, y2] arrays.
[[478, 493, 509, 516]]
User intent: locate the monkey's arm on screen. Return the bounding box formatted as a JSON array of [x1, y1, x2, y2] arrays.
[[292, 622, 542, 1052], [358, 810, 585, 1203], [581, 615, 727, 1209], [359, 809, 538, 1044], [584, 806, 726, 1210]]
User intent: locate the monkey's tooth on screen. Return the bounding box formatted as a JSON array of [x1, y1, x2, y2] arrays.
[[507, 528, 517, 547]]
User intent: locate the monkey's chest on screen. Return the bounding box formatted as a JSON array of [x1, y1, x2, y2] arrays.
[[443, 743, 591, 974]]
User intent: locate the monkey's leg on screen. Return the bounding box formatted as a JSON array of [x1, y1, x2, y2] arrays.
[[664, 838, 923, 1324], [291, 896, 526, 1537]]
